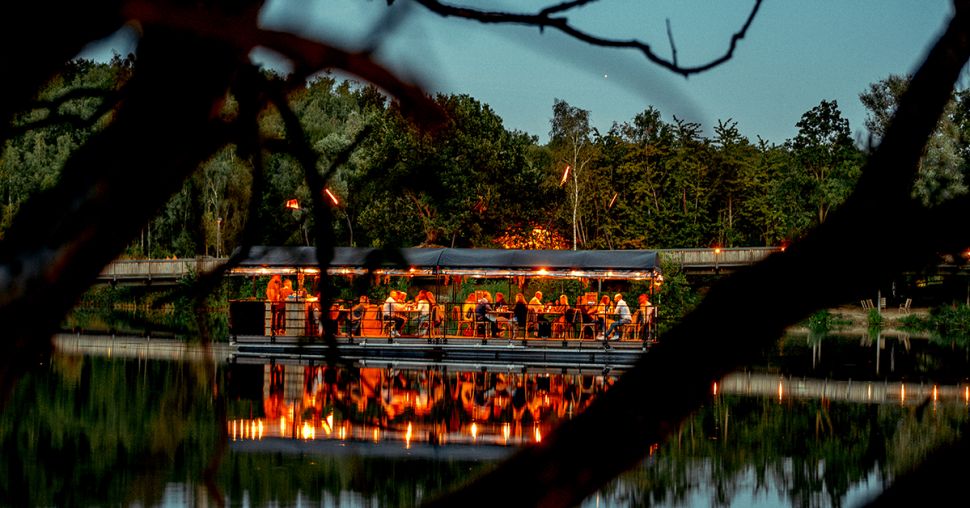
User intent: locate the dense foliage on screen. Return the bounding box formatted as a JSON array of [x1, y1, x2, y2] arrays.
[[3, 59, 970, 258]]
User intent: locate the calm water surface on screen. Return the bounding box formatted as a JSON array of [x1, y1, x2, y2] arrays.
[[3, 331, 969, 507]]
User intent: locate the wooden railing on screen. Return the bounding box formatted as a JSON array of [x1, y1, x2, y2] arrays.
[[659, 247, 782, 273], [98, 257, 224, 284]]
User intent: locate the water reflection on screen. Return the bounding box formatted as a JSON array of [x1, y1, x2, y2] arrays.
[[230, 362, 616, 452], [3, 333, 970, 506]]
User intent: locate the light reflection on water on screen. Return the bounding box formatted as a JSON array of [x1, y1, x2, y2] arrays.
[[2, 332, 968, 507]]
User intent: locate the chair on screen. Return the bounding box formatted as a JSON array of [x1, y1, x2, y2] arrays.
[[348, 309, 363, 337], [899, 298, 912, 314], [552, 310, 576, 339], [625, 309, 643, 341], [456, 306, 476, 337], [525, 309, 539, 338], [578, 318, 597, 340], [378, 309, 395, 339], [496, 314, 513, 338]]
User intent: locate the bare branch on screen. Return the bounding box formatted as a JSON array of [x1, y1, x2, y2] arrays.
[[7, 88, 123, 136], [413, 0, 763, 77], [665, 18, 677, 69], [539, 0, 600, 17]]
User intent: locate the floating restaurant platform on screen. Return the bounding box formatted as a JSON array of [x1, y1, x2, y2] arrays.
[[228, 245, 660, 368]]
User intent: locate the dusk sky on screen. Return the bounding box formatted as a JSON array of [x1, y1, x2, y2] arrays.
[[83, 1, 958, 145]]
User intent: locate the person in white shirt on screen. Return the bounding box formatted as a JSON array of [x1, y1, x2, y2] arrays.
[[383, 290, 406, 337], [604, 293, 631, 342]]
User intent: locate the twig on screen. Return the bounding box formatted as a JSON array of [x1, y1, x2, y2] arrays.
[[413, 0, 763, 77]]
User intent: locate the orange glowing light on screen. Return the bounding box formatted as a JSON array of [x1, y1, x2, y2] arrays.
[[471, 422, 479, 440], [777, 381, 783, 402], [301, 421, 315, 440], [933, 386, 939, 402], [714, 247, 722, 255], [406, 422, 413, 448], [900, 384, 906, 403], [324, 188, 340, 206], [713, 382, 718, 395], [536, 268, 549, 276], [534, 425, 542, 443], [285, 198, 300, 210], [560, 165, 571, 186], [503, 423, 511, 442]]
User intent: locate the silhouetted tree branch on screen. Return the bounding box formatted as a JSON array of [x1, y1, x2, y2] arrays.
[[0, 3, 126, 137], [413, 0, 764, 77]]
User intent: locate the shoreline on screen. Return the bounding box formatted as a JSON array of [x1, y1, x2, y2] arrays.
[[785, 304, 929, 338]]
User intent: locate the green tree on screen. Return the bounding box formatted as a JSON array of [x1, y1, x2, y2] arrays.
[[0, 56, 131, 235], [860, 74, 968, 205], [710, 120, 761, 246], [787, 99, 862, 225], [355, 93, 541, 248], [549, 99, 596, 250]]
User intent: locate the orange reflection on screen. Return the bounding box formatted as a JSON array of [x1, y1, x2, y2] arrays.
[[231, 364, 623, 449]]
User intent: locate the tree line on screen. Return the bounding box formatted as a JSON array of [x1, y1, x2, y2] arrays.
[[2, 57, 968, 257]]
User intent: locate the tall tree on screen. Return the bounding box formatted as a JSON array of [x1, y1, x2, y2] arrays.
[[549, 99, 596, 250], [787, 100, 862, 225]]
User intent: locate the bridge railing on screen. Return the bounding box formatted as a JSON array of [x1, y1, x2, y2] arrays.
[[660, 247, 782, 269], [99, 257, 224, 283]]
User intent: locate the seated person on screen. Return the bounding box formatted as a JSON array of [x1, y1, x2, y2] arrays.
[[512, 293, 529, 329], [604, 293, 632, 341], [579, 299, 597, 338], [529, 291, 547, 323], [350, 295, 369, 336], [637, 293, 654, 338], [494, 292, 509, 310], [475, 294, 500, 337], [552, 294, 576, 337], [415, 290, 432, 335], [382, 290, 406, 337], [594, 295, 612, 338]]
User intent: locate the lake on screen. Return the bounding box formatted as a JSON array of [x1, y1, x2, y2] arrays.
[[2, 330, 968, 507]]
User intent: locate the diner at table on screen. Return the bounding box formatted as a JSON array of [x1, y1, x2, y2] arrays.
[[551, 294, 577, 338], [414, 289, 432, 336], [603, 293, 632, 343], [593, 294, 612, 338], [382, 290, 408, 337], [475, 291, 501, 337]]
